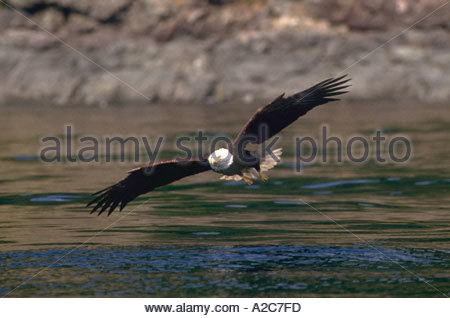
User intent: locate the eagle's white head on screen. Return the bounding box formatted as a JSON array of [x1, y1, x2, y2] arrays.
[[208, 148, 233, 172]]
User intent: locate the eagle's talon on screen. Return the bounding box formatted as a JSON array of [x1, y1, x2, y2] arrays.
[[243, 177, 254, 185], [260, 172, 269, 182]]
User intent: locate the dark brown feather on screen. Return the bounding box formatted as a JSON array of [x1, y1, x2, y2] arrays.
[[87, 158, 211, 215], [233, 75, 351, 145]]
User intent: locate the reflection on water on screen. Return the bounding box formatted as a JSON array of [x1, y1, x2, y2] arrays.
[[0, 102, 449, 297], [30, 194, 83, 202], [301, 179, 379, 189]]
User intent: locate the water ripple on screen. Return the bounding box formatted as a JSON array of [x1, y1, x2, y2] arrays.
[[301, 179, 379, 189], [30, 194, 83, 202]]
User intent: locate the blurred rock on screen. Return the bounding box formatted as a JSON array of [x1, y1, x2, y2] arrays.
[[6, 0, 132, 21], [121, 0, 176, 33], [63, 13, 98, 34], [33, 7, 65, 32], [309, 0, 450, 30], [0, 0, 449, 106]]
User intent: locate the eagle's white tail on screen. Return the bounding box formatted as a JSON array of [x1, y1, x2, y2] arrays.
[[220, 148, 282, 181]]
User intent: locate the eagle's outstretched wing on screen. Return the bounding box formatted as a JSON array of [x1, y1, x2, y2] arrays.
[[233, 75, 350, 145], [87, 158, 211, 215]]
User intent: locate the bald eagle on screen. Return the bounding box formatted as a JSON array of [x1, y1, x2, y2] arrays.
[[88, 75, 350, 215]]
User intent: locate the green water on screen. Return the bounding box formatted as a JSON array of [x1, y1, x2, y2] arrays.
[[0, 102, 449, 297]]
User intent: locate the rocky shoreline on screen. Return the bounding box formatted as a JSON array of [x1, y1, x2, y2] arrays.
[[0, 0, 449, 106]]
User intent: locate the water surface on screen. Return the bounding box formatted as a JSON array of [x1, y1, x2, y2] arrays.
[[0, 102, 449, 297]]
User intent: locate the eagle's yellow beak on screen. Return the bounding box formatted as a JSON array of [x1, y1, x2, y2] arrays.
[[210, 158, 217, 165]]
